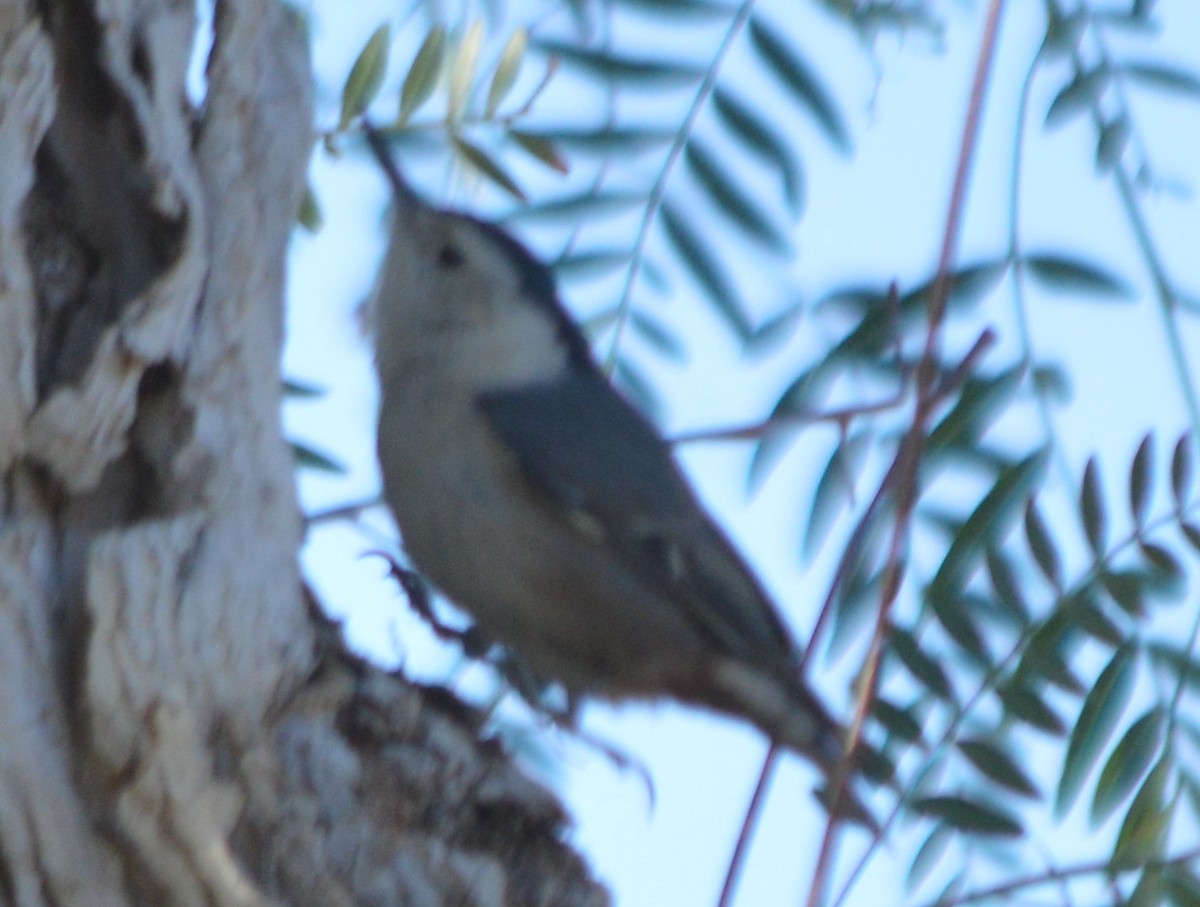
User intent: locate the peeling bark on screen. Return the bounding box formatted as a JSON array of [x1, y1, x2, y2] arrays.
[[0, 2, 608, 904]]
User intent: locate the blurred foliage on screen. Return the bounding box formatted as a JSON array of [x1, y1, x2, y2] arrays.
[[308, 0, 1200, 904]]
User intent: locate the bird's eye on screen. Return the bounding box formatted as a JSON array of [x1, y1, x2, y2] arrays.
[[438, 245, 464, 269]]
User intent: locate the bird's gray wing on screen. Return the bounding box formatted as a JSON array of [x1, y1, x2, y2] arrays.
[[478, 370, 798, 664]]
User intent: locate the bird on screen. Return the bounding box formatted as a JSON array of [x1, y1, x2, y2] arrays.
[[364, 129, 848, 779]]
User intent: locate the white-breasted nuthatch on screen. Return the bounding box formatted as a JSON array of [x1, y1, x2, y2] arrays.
[[366, 133, 845, 774]]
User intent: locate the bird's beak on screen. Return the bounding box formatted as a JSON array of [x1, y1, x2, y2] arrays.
[[363, 122, 425, 217]]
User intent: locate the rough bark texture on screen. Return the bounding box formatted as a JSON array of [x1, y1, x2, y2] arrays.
[[0, 1, 608, 904]]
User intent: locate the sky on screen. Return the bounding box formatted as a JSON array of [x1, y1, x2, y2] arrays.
[[280, 1, 1200, 904]]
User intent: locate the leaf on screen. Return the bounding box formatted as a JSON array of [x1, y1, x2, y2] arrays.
[[874, 698, 925, 745], [448, 20, 485, 120], [804, 433, 870, 560], [1044, 66, 1111, 129], [712, 87, 804, 212], [1148, 642, 1200, 695], [998, 683, 1065, 735], [1025, 252, 1132, 300], [906, 824, 951, 893], [911, 795, 1023, 838], [1140, 542, 1185, 601], [659, 200, 752, 340], [747, 15, 850, 152], [929, 449, 1048, 599], [1091, 707, 1165, 825], [1172, 434, 1193, 509], [1129, 433, 1154, 529], [684, 139, 788, 251], [487, 28, 527, 116], [296, 182, 323, 232], [1056, 642, 1136, 818], [516, 127, 674, 156], [553, 250, 632, 282], [283, 378, 325, 399], [340, 24, 390, 128], [452, 136, 525, 200], [1080, 456, 1107, 554], [925, 365, 1024, 462], [1122, 60, 1200, 97], [1103, 569, 1147, 616], [1096, 115, 1131, 171], [1112, 760, 1170, 870], [1068, 590, 1124, 647], [986, 548, 1030, 626], [292, 441, 345, 474], [928, 584, 989, 663], [889, 627, 954, 702], [958, 738, 1040, 798], [534, 39, 703, 87], [505, 189, 643, 224], [400, 26, 445, 123], [629, 310, 685, 360], [1025, 500, 1062, 589], [509, 130, 569, 173]]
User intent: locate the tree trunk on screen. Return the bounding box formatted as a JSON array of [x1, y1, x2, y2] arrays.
[[0, 2, 607, 904]]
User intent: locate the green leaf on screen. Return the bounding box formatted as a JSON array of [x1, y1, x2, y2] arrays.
[[1122, 60, 1200, 97], [911, 795, 1023, 838], [399, 26, 445, 123], [516, 127, 675, 156], [553, 250, 633, 282], [296, 182, 323, 232], [889, 628, 954, 702], [712, 87, 804, 212], [1096, 115, 1131, 171], [1024, 252, 1132, 300], [1140, 542, 1185, 601], [1056, 642, 1136, 818], [925, 365, 1024, 461], [998, 682, 1065, 735], [340, 24, 391, 128], [958, 738, 1040, 798], [448, 20, 485, 120], [803, 433, 869, 561], [283, 378, 326, 399], [1068, 590, 1124, 647], [1025, 500, 1062, 589], [986, 549, 1030, 626], [509, 130, 569, 174], [486, 28, 527, 116], [1103, 569, 1147, 617], [1080, 456, 1107, 554], [1112, 759, 1170, 870], [452, 136, 525, 200], [659, 200, 752, 340], [928, 583, 989, 663], [1032, 362, 1072, 402], [534, 39, 703, 86], [612, 0, 736, 17], [906, 824, 951, 893], [684, 139, 788, 251], [1091, 707, 1165, 826], [1172, 434, 1193, 509], [505, 190, 643, 224], [747, 15, 850, 152], [629, 310, 685, 360], [292, 441, 345, 474], [1044, 66, 1111, 129], [929, 449, 1048, 599], [1129, 433, 1154, 529], [874, 698, 925, 745]]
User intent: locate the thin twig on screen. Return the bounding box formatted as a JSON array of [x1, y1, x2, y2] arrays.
[[804, 3, 1008, 905]]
